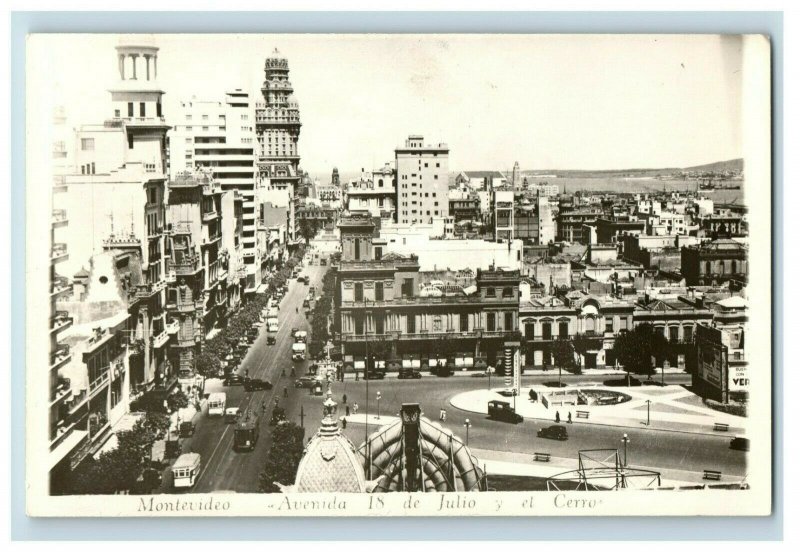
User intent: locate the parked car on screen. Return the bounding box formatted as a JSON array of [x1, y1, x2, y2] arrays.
[[179, 421, 195, 438], [398, 369, 422, 380], [244, 378, 273, 391], [730, 437, 750, 451], [266, 334, 276, 345], [269, 406, 287, 426], [537, 425, 568, 441], [224, 374, 244, 387], [320, 258, 327, 266]]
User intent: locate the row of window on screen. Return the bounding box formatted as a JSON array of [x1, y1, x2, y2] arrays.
[[351, 311, 514, 335]]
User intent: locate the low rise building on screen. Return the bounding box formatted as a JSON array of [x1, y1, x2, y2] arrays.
[[334, 215, 521, 372]]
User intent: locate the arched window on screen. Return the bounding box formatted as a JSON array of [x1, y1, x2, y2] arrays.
[[705, 261, 712, 274], [731, 260, 737, 273]]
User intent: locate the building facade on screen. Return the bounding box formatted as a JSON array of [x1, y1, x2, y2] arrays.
[[335, 215, 520, 372], [680, 238, 748, 287], [168, 90, 264, 292], [395, 135, 449, 225], [255, 49, 303, 243]]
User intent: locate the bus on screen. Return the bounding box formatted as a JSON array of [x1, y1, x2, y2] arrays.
[[172, 453, 201, 488], [292, 342, 307, 361], [208, 392, 226, 416]]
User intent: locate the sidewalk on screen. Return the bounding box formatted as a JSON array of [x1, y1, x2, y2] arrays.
[[338, 366, 687, 381], [450, 386, 746, 436]]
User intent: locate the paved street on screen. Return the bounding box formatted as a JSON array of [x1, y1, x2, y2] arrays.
[[163, 260, 745, 494], [170, 260, 328, 493], [306, 376, 748, 479]]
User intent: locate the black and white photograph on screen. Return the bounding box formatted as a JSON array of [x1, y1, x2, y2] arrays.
[[24, 32, 772, 517]]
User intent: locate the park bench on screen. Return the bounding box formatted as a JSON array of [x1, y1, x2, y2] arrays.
[[713, 422, 730, 432], [533, 452, 551, 463], [703, 470, 723, 481], [575, 410, 590, 419]]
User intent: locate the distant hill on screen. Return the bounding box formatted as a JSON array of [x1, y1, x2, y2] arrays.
[[459, 158, 743, 180], [681, 158, 743, 173]]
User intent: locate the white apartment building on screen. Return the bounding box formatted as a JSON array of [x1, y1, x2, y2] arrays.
[[169, 90, 268, 291], [395, 135, 449, 225]]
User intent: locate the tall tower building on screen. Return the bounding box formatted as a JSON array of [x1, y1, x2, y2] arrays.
[[394, 135, 449, 225], [255, 49, 302, 241]]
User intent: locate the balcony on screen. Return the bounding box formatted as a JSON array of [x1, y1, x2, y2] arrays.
[[51, 243, 68, 263], [52, 209, 68, 227], [49, 423, 88, 470], [50, 344, 72, 371], [340, 329, 516, 343], [202, 232, 222, 246], [166, 320, 179, 335], [152, 330, 170, 349], [202, 210, 219, 222], [165, 270, 177, 284], [88, 370, 111, 398], [50, 311, 74, 335], [52, 175, 68, 192], [340, 294, 517, 309], [50, 276, 73, 299], [49, 379, 73, 408], [132, 279, 166, 299], [168, 255, 202, 276]]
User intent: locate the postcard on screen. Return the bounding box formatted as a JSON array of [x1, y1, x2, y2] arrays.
[[25, 33, 772, 517]]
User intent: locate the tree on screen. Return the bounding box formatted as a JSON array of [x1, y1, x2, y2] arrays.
[[68, 412, 166, 494], [167, 389, 189, 413], [195, 351, 221, 379], [612, 324, 667, 380], [550, 338, 576, 386], [298, 218, 319, 245], [259, 422, 306, 493]]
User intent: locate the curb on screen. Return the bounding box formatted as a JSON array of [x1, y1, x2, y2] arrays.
[[447, 399, 745, 438]]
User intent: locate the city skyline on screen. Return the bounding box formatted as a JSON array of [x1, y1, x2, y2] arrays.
[[34, 34, 744, 174]]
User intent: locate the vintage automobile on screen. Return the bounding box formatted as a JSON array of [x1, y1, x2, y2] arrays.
[[178, 421, 195, 438], [243, 378, 273, 392], [398, 368, 422, 380], [537, 425, 568, 441], [224, 374, 245, 387], [224, 406, 241, 424], [294, 375, 320, 388], [269, 406, 287, 426], [487, 400, 524, 424]]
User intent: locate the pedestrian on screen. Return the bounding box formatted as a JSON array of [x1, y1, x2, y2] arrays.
[[343, 393, 348, 404], [284, 386, 289, 398], [342, 417, 347, 429], [261, 401, 267, 415], [245, 369, 249, 378], [439, 408, 447, 422], [555, 411, 561, 424], [346, 405, 351, 416], [282, 368, 286, 377], [568, 412, 572, 424], [353, 402, 359, 415]]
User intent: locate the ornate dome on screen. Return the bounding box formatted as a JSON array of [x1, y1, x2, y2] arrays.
[[290, 382, 367, 493]]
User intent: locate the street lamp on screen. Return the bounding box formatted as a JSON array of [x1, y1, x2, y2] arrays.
[[621, 433, 630, 467], [464, 418, 472, 446], [376, 391, 382, 420], [645, 399, 652, 426]]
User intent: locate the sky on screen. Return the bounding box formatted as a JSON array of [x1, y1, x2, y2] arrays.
[[30, 34, 745, 175]]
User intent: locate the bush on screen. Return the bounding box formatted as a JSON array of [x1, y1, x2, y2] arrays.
[[703, 398, 748, 417], [259, 422, 306, 492]]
